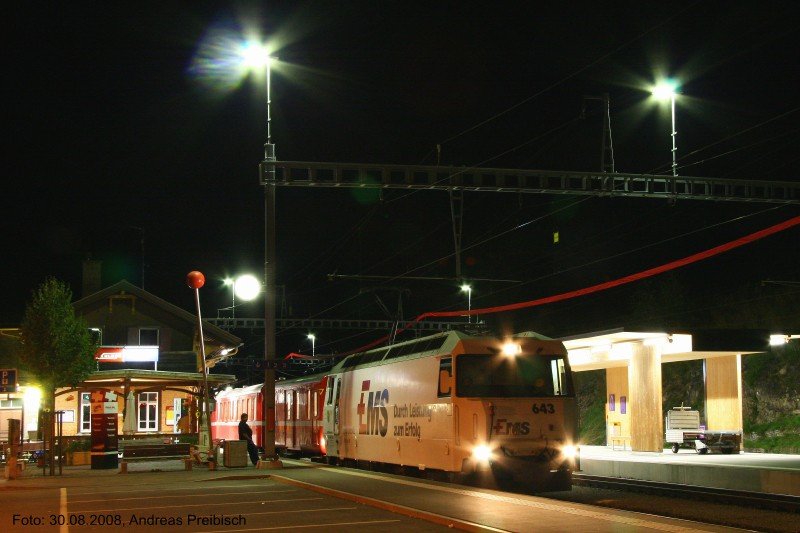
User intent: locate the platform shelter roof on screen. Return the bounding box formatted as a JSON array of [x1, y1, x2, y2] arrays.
[[558, 327, 769, 372]]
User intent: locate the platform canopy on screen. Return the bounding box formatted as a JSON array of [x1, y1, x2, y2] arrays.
[[56, 369, 236, 396], [560, 328, 768, 372]]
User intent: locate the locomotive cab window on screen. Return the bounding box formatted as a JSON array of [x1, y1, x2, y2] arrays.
[[456, 353, 572, 397], [326, 377, 335, 404], [438, 357, 452, 398]]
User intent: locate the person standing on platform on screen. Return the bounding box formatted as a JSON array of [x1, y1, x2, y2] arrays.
[[238, 413, 260, 466]]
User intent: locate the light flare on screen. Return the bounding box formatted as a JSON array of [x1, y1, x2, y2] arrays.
[[472, 444, 492, 462]]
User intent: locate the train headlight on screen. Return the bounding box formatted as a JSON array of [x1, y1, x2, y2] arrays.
[[561, 444, 577, 460], [501, 342, 521, 356], [472, 444, 493, 463]]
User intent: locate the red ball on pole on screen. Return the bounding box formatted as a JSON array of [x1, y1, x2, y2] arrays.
[[186, 271, 205, 289]]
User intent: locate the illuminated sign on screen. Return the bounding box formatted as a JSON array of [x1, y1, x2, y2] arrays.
[[0, 368, 17, 393], [94, 346, 159, 363]]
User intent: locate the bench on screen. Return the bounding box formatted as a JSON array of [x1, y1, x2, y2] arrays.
[[119, 443, 193, 473]]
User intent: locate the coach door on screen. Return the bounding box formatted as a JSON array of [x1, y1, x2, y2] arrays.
[[323, 374, 342, 457]]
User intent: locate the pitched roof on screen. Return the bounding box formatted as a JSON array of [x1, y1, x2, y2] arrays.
[[73, 280, 240, 346]]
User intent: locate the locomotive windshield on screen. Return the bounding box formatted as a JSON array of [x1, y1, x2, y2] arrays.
[[456, 353, 572, 397]]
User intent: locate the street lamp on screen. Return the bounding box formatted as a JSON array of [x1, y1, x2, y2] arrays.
[[460, 283, 472, 323], [222, 274, 261, 318], [238, 39, 281, 467], [651, 79, 680, 176], [307, 334, 316, 357]]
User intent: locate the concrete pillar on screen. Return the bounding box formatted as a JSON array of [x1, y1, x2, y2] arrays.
[[704, 355, 742, 431], [628, 344, 663, 452]]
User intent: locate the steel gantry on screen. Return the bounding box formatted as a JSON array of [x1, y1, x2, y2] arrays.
[[245, 161, 799, 336], [267, 161, 799, 203], [208, 317, 462, 332]]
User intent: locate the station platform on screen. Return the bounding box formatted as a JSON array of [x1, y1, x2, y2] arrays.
[[579, 445, 800, 496], [269, 458, 748, 532], [3, 452, 796, 531]]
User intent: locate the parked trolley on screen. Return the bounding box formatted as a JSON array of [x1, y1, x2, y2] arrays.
[[665, 406, 741, 454]]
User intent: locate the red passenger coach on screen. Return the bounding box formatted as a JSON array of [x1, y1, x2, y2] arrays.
[[212, 384, 264, 446], [275, 375, 328, 455], [212, 377, 328, 455]]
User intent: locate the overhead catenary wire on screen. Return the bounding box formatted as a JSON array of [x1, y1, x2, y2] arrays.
[[645, 107, 800, 175], [340, 214, 800, 355]]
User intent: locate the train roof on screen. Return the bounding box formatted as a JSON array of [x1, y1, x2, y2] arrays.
[[330, 329, 564, 372], [272, 330, 563, 386], [330, 331, 454, 373], [216, 382, 263, 399]]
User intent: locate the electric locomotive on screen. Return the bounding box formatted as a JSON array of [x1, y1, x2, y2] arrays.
[[213, 330, 579, 491]]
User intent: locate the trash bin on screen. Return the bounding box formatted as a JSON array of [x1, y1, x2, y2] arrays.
[[223, 440, 248, 468]]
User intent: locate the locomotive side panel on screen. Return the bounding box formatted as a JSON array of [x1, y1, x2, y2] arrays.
[[335, 355, 457, 472]]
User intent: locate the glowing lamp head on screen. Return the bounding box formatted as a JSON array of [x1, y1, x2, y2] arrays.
[[651, 79, 679, 100], [234, 274, 261, 301], [769, 334, 788, 346], [501, 342, 521, 356], [240, 41, 273, 69], [472, 444, 492, 463], [23, 386, 42, 411], [186, 271, 205, 289], [460, 283, 472, 293]]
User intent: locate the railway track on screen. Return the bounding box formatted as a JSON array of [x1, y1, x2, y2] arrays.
[[572, 473, 800, 513]]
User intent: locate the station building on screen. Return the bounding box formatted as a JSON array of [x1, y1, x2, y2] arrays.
[[1, 273, 239, 442]]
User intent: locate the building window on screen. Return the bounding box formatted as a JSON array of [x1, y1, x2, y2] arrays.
[[138, 392, 158, 431], [80, 392, 91, 433], [88, 328, 102, 345], [139, 328, 159, 346]]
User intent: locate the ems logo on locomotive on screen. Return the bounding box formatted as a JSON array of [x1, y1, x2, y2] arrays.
[[357, 380, 389, 436], [492, 418, 531, 435]]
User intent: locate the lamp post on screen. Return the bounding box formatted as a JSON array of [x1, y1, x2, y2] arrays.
[[651, 79, 679, 177], [186, 271, 212, 460], [240, 40, 281, 467], [223, 278, 236, 318], [460, 283, 472, 323], [307, 334, 316, 357]]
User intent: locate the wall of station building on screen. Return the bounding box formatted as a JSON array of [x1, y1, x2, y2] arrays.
[[52, 388, 196, 437]]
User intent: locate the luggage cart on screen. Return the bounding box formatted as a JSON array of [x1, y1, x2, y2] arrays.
[[665, 406, 741, 454], [665, 407, 706, 454]]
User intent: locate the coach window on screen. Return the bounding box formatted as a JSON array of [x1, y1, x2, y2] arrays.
[[438, 358, 452, 398]]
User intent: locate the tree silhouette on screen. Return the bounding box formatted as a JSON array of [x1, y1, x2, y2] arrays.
[[18, 278, 96, 473]]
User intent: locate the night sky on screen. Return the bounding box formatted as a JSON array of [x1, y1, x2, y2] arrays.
[[7, 1, 800, 358]]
